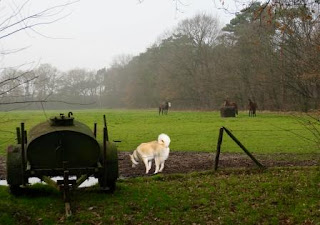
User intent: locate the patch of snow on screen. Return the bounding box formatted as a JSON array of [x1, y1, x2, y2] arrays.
[[0, 177, 98, 188]]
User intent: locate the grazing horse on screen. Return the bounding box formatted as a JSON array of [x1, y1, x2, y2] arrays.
[[224, 99, 238, 115], [159, 101, 171, 115], [248, 99, 257, 117]]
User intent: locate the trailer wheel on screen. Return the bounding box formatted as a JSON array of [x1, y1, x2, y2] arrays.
[[9, 185, 23, 195], [98, 177, 116, 193], [6, 145, 25, 195], [98, 142, 119, 192]]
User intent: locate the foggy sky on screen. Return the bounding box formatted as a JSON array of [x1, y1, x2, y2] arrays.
[[0, 0, 237, 72]]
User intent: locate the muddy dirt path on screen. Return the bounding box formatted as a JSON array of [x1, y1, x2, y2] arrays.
[[1, 152, 318, 180]]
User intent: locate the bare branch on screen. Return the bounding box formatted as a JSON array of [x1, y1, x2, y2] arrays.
[[0, 99, 96, 105], [0, 70, 32, 87], [0, 0, 79, 40], [0, 75, 38, 96], [0, 46, 30, 56]]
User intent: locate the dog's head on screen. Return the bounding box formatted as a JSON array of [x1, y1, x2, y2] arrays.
[[158, 133, 171, 148]]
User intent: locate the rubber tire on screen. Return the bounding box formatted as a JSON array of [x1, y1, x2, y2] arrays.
[[98, 142, 119, 192], [6, 145, 25, 194]]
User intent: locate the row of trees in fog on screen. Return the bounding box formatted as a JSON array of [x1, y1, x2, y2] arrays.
[[0, 65, 104, 109], [1, 1, 320, 111]]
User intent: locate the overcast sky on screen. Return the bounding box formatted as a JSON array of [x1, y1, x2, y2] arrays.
[[1, 0, 239, 72]]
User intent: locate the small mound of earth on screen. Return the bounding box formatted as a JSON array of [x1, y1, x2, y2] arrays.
[[0, 152, 319, 180]]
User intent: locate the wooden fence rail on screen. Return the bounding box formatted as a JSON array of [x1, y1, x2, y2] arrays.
[[214, 126, 266, 171]]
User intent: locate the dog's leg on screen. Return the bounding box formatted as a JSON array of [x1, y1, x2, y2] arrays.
[[129, 153, 139, 167], [142, 158, 150, 174], [148, 160, 152, 171], [154, 158, 160, 174], [159, 160, 165, 172]]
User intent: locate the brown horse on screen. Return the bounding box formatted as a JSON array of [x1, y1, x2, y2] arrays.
[[224, 99, 238, 115], [248, 99, 257, 117], [159, 101, 171, 115]]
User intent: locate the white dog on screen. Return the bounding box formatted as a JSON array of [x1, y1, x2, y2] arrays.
[[129, 133, 170, 174]]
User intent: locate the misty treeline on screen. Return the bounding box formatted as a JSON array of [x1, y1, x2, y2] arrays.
[[1, 1, 320, 111]]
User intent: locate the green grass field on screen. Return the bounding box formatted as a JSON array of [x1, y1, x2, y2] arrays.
[[0, 109, 319, 224], [0, 109, 319, 156], [0, 167, 319, 224]]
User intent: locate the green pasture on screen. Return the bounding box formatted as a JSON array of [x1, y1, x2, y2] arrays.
[[0, 167, 319, 224], [0, 110, 319, 224], [0, 109, 319, 156]]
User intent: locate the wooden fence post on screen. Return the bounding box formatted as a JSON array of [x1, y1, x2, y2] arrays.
[[214, 127, 224, 171], [223, 127, 265, 169]]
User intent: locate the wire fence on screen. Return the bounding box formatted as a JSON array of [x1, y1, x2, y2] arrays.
[[216, 127, 319, 154], [0, 113, 319, 155]]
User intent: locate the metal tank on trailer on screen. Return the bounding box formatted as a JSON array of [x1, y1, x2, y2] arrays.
[[6, 112, 119, 216]]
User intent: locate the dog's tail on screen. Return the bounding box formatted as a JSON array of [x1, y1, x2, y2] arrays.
[[158, 133, 171, 148], [130, 150, 139, 165]]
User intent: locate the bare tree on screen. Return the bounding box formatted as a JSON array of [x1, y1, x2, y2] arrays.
[[0, 1, 76, 54], [174, 13, 222, 108], [0, 0, 77, 109], [33, 64, 59, 100]]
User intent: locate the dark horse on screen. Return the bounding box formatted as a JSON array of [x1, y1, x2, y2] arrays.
[[224, 99, 238, 115], [159, 101, 171, 115], [248, 99, 257, 117]]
